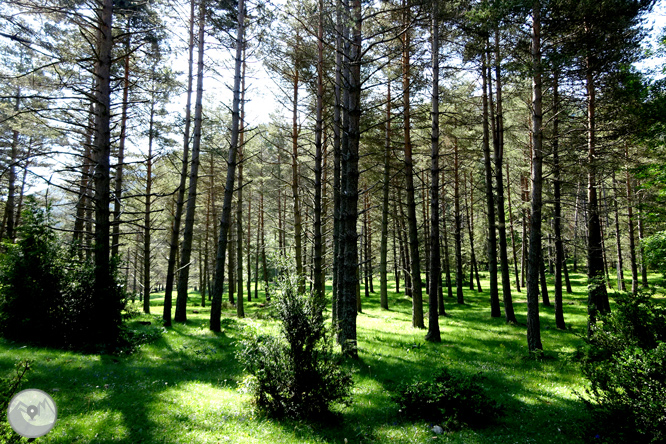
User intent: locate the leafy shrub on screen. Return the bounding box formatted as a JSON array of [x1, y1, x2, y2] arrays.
[[579, 291, 666, 443], [643, 231, 666, 280], [237, 274, 352, 419], [0, 360, 31, 443], [392, 368, 502, 430], [0, 202, 126, 349]]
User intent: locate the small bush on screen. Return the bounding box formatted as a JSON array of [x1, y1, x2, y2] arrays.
[[0, 360, 31, 443], [237, 274, 352, 419], [0, 202, 126, 349], [392, 368, 502, 430], [579, 291, 666, 443]]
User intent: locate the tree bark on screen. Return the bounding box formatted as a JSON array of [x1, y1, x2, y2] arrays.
[[210, 0, 245, 332], [552, 70, 566, 329], [379, 82, 392, 310], [492, 31, 515, 323], [175, 0, 206, 323], [482, 46, 501, 318], [426, 6, 443, 341], [625, 145, 638, 294], [527, 1, 543, 352], [163, 0, 196, 326], [402, 2, 424, 328], [313, 0, 325, 302], [453, 137, 464, 304]]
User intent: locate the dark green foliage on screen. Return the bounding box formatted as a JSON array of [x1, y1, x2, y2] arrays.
[[579, 291, 666, 443], [0, 360, 31, 444], [0, 203, 126, 349], [237, 275, 352, 419], [392, 368, 502, 430], [642, 231, 666, 279]]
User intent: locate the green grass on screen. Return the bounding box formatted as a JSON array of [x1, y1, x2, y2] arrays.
[[2, 273, 661, 443]]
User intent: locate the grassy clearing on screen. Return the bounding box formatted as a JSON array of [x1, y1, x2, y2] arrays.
[[2, 272, 655, 443]]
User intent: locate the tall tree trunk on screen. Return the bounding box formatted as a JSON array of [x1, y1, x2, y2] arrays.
[[175, 1, 206, 323], [164, 0, 196, 326], [612, 172, 626, 291], [211, 0, 245, 332], [3, 89, 20, 242], [426, 6, 443, 341], [313, 0, 325, 302], [402, 2, 424, 328], [236, 49, 247, 318], [492, 31, 515, 323], [291, 32, 304, 293], [441, 195, 454, 301], [92, 0, 116, 342], [143, 94, 155, 315], [73, 100, 94, 249], [626, 145, 638, 293], [506, 163, 521, 292], [112, 27, 131, 258], [335, 0, 361, 358], [482, 46, 501, 318], [552, 70, 566, 329], [379, 81, 392, 310], [638, 194, 648, 288], [527, 1, 543, 352], [465, 173, 482, 292], [332, 0, 343, 323], [453, 137, 464, 303], [585, 41, 610, 331]]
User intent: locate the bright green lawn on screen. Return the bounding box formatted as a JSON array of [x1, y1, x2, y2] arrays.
[[2, 272, 657, 443]]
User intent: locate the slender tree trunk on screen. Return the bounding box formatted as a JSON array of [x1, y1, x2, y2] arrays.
[[379, 82, 391, 310], [112, 28, 131, 258], [336, 0, 361, 357], [527, 1, 543, 352], [291, 33, 305, 293], [506, 163, 521, 292], [585, 46, 610, 330], [426, 6, 443, 341], [638, 195, 648, 288], [482, 47, 501, 317], [236, 51, 246, 318], [4, 90, 20, 242], [441, 196, 454, 301], [552, 70, 566, 329], [332, 0, 343, 324], [73, 100, 94, 249], [142, 81, 156, 315], [313, 0, 325, 302], [626, 145, 638, 293], [453, 137, 464, 303], [612, 172, 626, 291], [175, 1, 206, 323], [465, 173, 482, 293], [92, 0, 116, 342], [164, 0, 195, 326], [211, 0, 245, 332], [402, 3, 424, 328], [492, 31, 515, 323]]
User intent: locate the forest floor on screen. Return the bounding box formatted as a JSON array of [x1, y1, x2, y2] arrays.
[[2, 272, 658, 444]]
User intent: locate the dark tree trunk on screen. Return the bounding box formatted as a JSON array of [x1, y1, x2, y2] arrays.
[[92, 0, 117, 342], [506, 163, 521, 293], [175, 1, 206, 323], [527, 1, 543, 352], [482, 47, 501, 317], [402, 2, 424, 328], [313, 0, 325, 302], [585, 53, 610, 333], [164, 0, 196, 326], [453, 138, 464, 304], [211, 0, 245, 332], [626, 145, 638, 293], [492, 31, 515, 323], [426, 7, 443, 341], [143, 86, 156, 315], [552, 70, 566, 329], [612, 172, 626, 291], [379, 82, 391, 310]]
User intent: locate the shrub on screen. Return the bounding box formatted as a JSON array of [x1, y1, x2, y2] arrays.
[[0, 360, 31, 443], [0, 202, 126, 349], [392, 367, 502, 430], [237, 274, 352, 419], [579, 291, 666, 443], [643, 231, 666, 280]]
